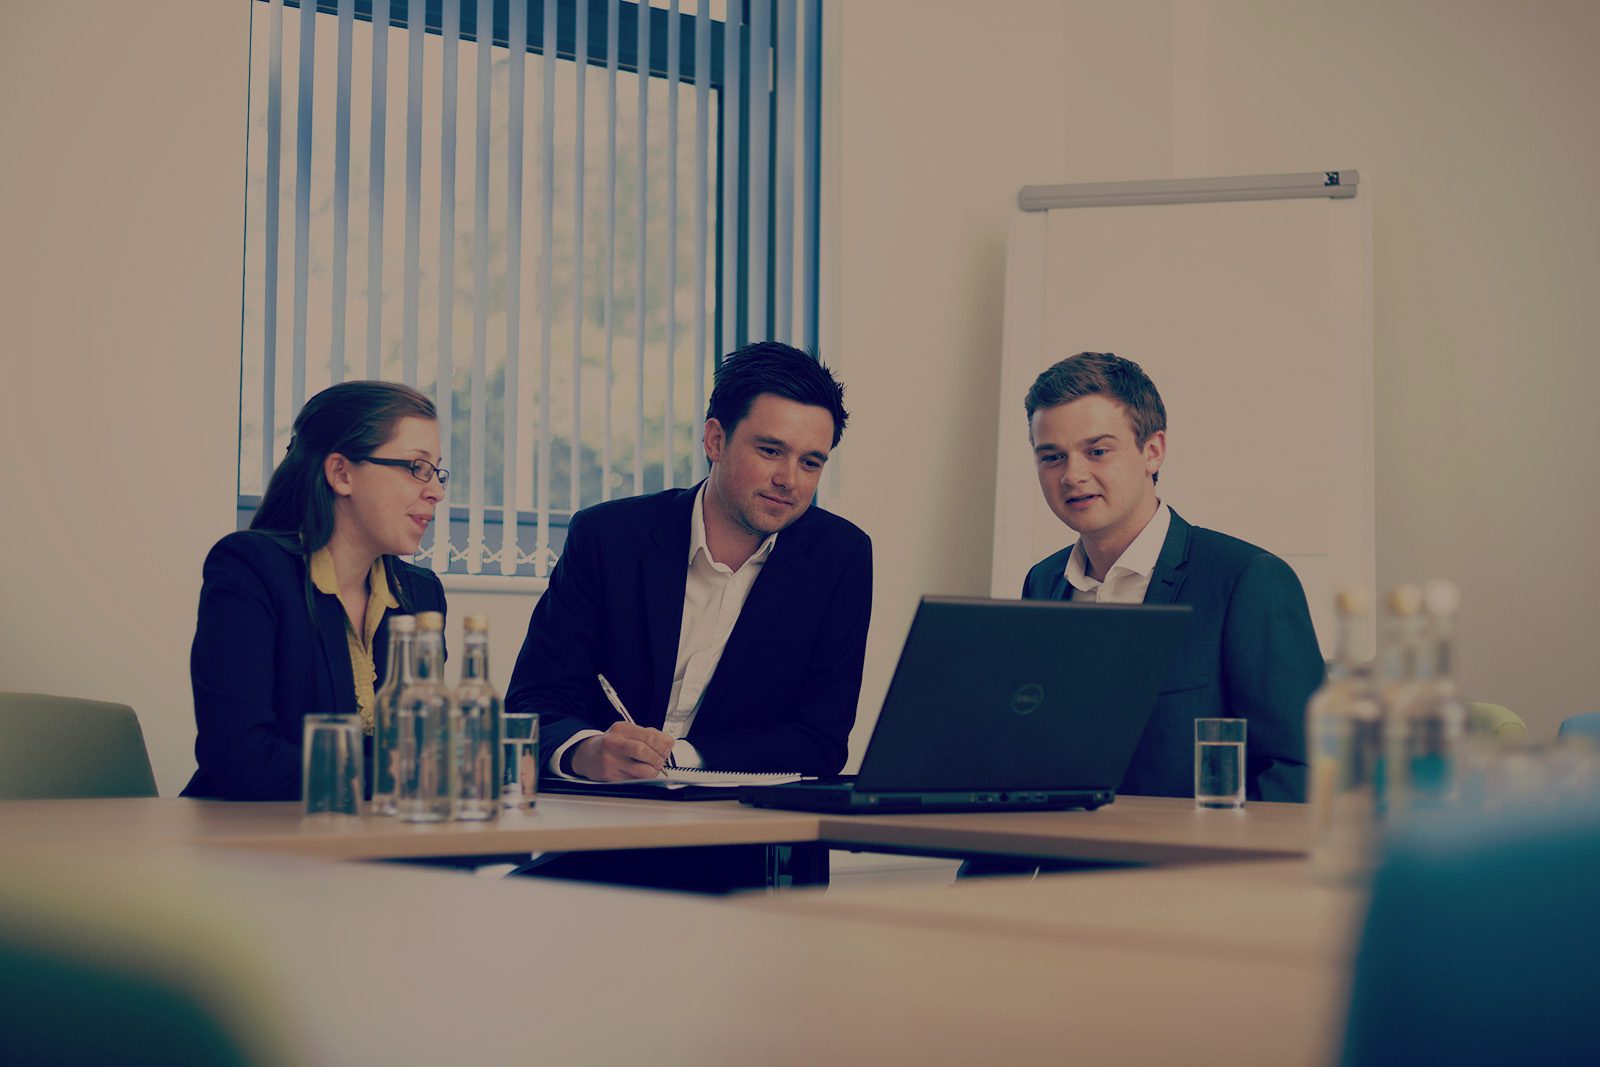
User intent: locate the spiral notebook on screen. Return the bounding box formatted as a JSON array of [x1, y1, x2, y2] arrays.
[[539, 766, 809, 802]]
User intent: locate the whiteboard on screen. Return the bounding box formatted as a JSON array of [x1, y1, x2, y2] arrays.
[[991, 184, 1375, 657]]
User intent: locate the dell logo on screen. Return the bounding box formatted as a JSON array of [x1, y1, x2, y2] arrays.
[[1011, 683, 1045, 715]]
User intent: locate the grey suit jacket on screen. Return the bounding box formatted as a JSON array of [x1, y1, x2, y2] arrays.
[[1023, 509, 1321, 802]]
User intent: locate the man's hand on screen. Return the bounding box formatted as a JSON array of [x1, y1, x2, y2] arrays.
[[571, 722, 675, 781]]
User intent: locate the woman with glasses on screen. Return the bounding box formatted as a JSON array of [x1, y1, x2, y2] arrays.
[[183, 381, 449, 800]]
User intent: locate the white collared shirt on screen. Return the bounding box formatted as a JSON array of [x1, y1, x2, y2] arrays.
[[662, 482, 778, 760], [1065, 502, 1171, 605], [549, 483, 778, 776]]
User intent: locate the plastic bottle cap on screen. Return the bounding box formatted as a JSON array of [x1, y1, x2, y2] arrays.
[[388, 614, 417, 632], [463, 614, 489, 633], [1387, 583, 1424, 615], [1334, 585, 1371, 614], [1422, 579, 1460, 617], [415, 611, 445, 631]]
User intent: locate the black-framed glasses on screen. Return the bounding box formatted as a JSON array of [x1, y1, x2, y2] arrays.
[[360, 456, 450, 486]]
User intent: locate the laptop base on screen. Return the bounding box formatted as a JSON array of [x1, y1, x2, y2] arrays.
[[738, 781, 1115, 815]]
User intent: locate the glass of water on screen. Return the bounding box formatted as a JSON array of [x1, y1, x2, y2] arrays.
[[302, 713, 364, 817], [501, 712, 539, 811], [1195, 717, 1247, 809]]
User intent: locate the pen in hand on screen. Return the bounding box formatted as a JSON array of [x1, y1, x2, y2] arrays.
[[596, 674, 675, 774]]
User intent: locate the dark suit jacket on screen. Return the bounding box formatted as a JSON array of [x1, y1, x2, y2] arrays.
[[1023, 509, 1321, 802], [505, 485, 873, 775], [182, 530, 446, 800]]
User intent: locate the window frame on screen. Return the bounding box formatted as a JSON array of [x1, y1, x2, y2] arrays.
[[237, 0, 819, 589]]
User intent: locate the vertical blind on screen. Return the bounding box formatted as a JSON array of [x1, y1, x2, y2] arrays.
[[240, 0, 824, 580]]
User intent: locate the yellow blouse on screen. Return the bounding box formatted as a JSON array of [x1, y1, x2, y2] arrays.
[[309, 547, 399, 734]]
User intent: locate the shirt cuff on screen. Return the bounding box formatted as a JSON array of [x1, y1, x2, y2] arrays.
[[671, 739, 703, 769], [547, 729, 604, 780]]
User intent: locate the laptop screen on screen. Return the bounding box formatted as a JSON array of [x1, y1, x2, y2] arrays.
[[854, 597, 1190, 793]]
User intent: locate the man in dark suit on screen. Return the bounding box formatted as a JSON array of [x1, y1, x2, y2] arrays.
[[1022, 352, 1321, 802], [506, 341, 871, 785], [503, 343, 868, 892]]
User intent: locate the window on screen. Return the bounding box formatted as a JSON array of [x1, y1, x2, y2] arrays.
[[239, 0, 823, 582]]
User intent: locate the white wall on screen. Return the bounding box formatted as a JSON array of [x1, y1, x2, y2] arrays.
[[0, 1, 533, 794], [2, 1, 249, 793], [4, 1, 1596, 793], [829, 0, 1600, 750], [824, 1, 1070, 764]]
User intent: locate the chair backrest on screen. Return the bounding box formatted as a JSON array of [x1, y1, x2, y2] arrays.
[[0, 853, 293, 1067], [1341, 806, 1600, 1065], [1557, 712, 1600, 742], [0, 692, 159, 799], [1467, 701, 1527, 740]]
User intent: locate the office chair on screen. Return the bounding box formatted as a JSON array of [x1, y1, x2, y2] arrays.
[[0, 854, 293, 1067], [0, 692, 159, 799], [1557, 712, 1600, 742], [1340, 805, 1600, 1065], [1467, 701, 1526, 740]]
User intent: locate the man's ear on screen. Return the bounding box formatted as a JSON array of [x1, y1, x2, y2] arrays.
[[325, 453, 356, 497], [703, 418, 727, 465], [1142, 430, 1166, 477]]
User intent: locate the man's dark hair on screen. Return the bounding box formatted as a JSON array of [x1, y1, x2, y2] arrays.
[[1025, 352, 1167, 483], [706, 341, 848, 448]]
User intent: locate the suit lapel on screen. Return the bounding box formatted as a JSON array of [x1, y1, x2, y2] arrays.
[[690, 509, 813, 734], [1143, 508, 1192, 605], [1046, 554, 1072, 601], [642, 487, 698, 724], [722, 520, 807, 652], [314, 592, 359, 715]]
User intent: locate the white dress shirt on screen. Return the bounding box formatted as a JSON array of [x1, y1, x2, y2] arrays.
[[1064, 502, 1171, 605], [549, 483, 778, 777]]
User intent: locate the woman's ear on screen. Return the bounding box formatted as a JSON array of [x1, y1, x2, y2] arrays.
[[324, 453, 356, 497]]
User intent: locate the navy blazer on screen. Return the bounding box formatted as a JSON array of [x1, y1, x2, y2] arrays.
[[1023, 509, 1321, 802], [505, 485, 873, 775], [182, 530, 446, 800]]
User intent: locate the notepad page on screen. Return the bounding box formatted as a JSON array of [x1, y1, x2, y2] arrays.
[[661, 768, 806, 786]]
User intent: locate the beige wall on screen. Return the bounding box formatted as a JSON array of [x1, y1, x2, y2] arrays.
[[0, 0, 533, 793], [3, 1, 1596, 792], [825, 1, 1070, 763], [2, 1, 249, 793], [830, 0, 1600, 754]]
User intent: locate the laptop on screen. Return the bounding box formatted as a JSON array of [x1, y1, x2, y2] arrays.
[[738, 596, 1190, 814]]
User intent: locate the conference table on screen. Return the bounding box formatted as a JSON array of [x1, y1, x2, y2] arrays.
[[0, 791, 1315, 862], [0, 794, 1357, 1064]]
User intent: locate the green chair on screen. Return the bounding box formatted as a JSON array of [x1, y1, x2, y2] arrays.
[[1341, 805, 1600, 1065], [0, 692, 158, 799], [0, 853, 293, 1066], [1468, 701, 1526, 741], [1558, 712, 1600, 742]]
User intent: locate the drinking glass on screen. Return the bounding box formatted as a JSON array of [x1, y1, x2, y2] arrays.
[[1195, 718, 1247, 809], [501, 713, 539, 811], [303, 713, 364, 816]]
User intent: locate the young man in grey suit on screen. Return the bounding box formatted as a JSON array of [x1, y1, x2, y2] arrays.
[[1022, 352, 1321, 803]]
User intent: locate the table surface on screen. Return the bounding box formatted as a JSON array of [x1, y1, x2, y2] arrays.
[[0, 794, 821, 860], [759, 857, 1361, 968], [0, 793, 1311, 864], [822, 795, 1312, 864], [0, 843, 1348, 1066], [0, 792, 1348, 1064]]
